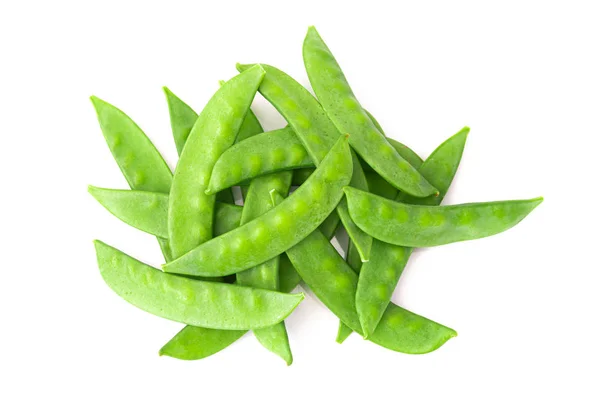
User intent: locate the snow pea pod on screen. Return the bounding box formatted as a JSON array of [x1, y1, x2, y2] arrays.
[[88, 187, 243, 239], [345, 188, 543, 248], [236, 171, 294, 365], [302, 27, 437, 198], [159, 221, 338, 362], [270, 192, 456, 354], [168, 65, 264, 259], [236, 63, 373, 261], [164, 135, 352, 277], [356, 128, 469, 336], [206, 127, 311, 194], [90, 96, 174, 261], [95, 241, 303, 330]]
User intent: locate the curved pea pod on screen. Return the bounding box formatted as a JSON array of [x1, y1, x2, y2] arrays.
[[168, 65, 265, 259], [90, 96, 173, 260], [345, 187, 543, 248], [95, 241, 303, 330], [270, 191, 456, 354], [87, 187, 243, 239], [163, 135, 353, 277], [206, 127, 311, 194], [302, 27, 437, 198], [356, 128, 470, 337], [237, 63, 373, 261], [159, 213, 341, 361]]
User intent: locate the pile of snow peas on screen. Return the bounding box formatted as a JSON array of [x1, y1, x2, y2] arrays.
[[90, 26, 542, 364]]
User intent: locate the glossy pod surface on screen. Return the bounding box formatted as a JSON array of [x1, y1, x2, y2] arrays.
[[95, 241, 303, 330], [237, 63, 373, 261], [207, 127, 311, 194], [168, 65, 264, 259], [271, 192, 456, 354], [356, 128, 469, 337], [88, 187, 242, 239], [346, 187, 543, 248], [164, 136, 352, 277], [302, 27, 437, 198]]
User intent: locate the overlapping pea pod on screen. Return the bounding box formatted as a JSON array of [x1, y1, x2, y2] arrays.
[[270, 191, 456, 354], [87, 187, 244, 239], [302, 26, 438, 198], [208, 125, 422, 192], [355, 127, 469, 338], [94, 241, 303, 330], [163, 135, 353, 277], [168, 65, 264, 260], [163, 86, 264, 203], [236, 63, 373, 262], [345, 187, 543, 248]]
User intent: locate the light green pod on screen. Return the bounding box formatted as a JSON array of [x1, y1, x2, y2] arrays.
[[168, 65, 264, 259], [345, 187, 543, 248], [163, 135, 353, 277], [335, 240, 361, 344], [356, 128, 469, 337], [159, 210, 340, 361], [94, 241, 303, 330], [87, 187, 242, 239], [302, 27, 437, 198], [270, 191, 456, 354], [90, 96, 174, 261], [237, 63, 373, 261], [207, 127, 311, 194]]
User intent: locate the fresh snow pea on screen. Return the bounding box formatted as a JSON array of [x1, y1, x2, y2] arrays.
[[90, 96, 174, 261], [94, 241, 303, 330], [237, 63, 373, 261], [164, 135, 352, 277], [207, 127, 311, 194], [335, 240, 361, 344], [302, 27, 437, 198], [270, 191, 456, 354], [236, 170, 294, 365], [159, 218, 338, 362], [356, 128, 469, 336], [345, 188, 543, 248], [87, 187, 242, 239], [168, 65, 264, 259]]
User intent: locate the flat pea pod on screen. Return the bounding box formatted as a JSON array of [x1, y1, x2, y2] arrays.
[[335, 240, 361, 344], [163, 135, 353, 277], [302, 27, 437, 198], [168, 65, 265, 259], [237, 63, 373, 261], [94, 240, 303, 330], [87, 187, 243, 239], [160, 223, 337, 362], [356, 128, 469, 337], [236, 171, 294, 365], [90, 96, 174, 261], [206, 127, 311, 195], [270, 191, 456, 354], [345, 187, 543, 248]]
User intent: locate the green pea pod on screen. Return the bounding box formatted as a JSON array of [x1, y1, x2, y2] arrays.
[[87, 187, 242, 239], [94, 241, 303, 330], [356, 128, 469, 336], [270, 191, 456, 354], [168, 65, 265, 259], [163, 135, 353, 277], [335, 240, 361, 344], [90, 96, 174, 261], [207, 127, 311, 194], [236, 171, 294, 365], [236, 63, 373, 262], [159, 220, 339, 362], [302, 27, 437, 198], [345, 187, 543, 248]]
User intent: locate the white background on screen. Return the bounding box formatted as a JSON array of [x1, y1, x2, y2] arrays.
[[1, 1, 598, 399]]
